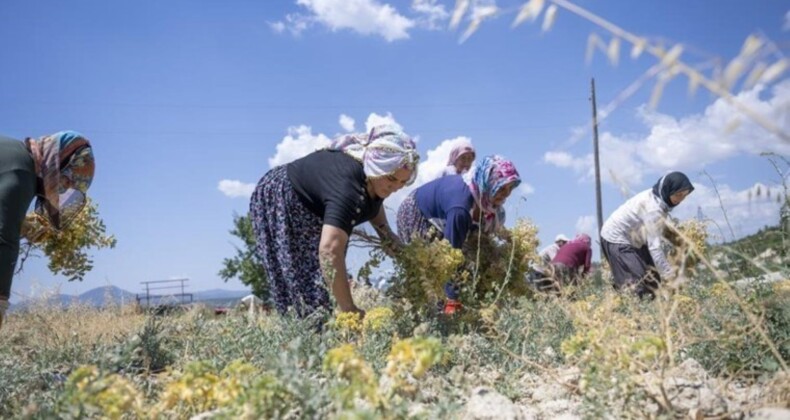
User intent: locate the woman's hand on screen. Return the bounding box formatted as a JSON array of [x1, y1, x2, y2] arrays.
[[370, 207, 402, 258], [344, 305, 366, 320]]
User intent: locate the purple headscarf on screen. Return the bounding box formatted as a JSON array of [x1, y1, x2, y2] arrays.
[[447, 139, 475, 166]]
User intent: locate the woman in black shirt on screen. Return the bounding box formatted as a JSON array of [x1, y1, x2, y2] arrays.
[[250, 125, 419, 318]]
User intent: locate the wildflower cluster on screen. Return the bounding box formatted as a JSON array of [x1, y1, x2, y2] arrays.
[[561, 293, 667, 413], [389, 235, 464, 308], [333, 311, 363, 334], [57, 366, 144, 419], [323, 344, 378, 406], [385, 337, 445, 382], [461, 218, 540, 304], [363, 306, 395, 333], [20, 199, 116, 281], [665, 218, 709, 276]]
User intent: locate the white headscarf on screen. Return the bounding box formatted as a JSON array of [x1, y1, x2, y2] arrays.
[[332, 124, 420, 185]]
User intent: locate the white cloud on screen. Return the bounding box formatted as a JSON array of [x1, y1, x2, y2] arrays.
[[364, 112, 402, 132], [544, 81, 790, 187], [218, 179, 256, 198], [517, 182, 535, 196], [268, 21, 286, 34], [339, 114, 356, 132], [269, 13, 312, 36], [575, 215, 597, 236], [267, 125, 332, 168], [543, 151, 590, 173], [292, 0, 415, 42], [411, 0, 450, 30], [784, 11, 790, 31], [673, 182, 784, 241]]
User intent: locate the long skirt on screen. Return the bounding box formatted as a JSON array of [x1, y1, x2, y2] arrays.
[[396, 190, 439, 244], [601, 238, 661, 299], [250, 165, 330, 317]]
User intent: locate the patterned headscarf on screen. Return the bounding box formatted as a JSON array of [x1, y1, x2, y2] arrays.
[[651, 171, 694, 210], [462, 155, 521, 232], [25, 131, 95, 229], [447, 139, 476, 166], [332, 124, 420, 185]]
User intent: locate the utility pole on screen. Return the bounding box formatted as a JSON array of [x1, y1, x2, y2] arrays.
[[590, 78, 604, 256]]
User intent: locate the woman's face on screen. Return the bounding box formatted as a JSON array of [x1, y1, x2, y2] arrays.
[[454, 153, 475, 174], [369, 168, 413, 199], [670, 189, 692, 206], [491, 182, 516, 206]]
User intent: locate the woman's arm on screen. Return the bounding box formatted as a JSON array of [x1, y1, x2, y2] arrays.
[[318, 224, 360, 313], [645, 211, 674, 279], [369, 207, 402, 256]]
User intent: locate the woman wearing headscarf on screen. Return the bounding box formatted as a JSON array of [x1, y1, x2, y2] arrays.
[[397, 155, 521, 312], [439, 139, 476, 177], [546, 233, 592, 290], [0, 131, 95, 327], [250, 125, 419, 318], [601, 171, 694, 298]]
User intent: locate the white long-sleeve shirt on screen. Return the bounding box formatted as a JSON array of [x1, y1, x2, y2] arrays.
[[539, 243, 560, 264], [601, 189, 673, 278]]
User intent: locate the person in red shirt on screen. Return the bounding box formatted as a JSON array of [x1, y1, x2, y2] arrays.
[[550, 233, 592, 289]]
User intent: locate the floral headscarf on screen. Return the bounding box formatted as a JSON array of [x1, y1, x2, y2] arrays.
[[462, 155, 521, 233], [332, 124, 420, 185], [447, 139, 475, 166], [25, 131, 95, 229]]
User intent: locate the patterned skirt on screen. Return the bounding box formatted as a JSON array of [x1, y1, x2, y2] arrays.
[[250, 165, 330, 317], [396, 190, 437, 244]]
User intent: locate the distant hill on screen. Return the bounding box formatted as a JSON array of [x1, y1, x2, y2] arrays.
[[714, 225, 785, 257], [79, 285, 137, 306], [709, 224, 787, 278], [193, 289, 250, 301], [10, 286, 251, 311]]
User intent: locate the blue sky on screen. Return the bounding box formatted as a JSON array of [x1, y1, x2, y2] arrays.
[[1, 0, 788, 301]]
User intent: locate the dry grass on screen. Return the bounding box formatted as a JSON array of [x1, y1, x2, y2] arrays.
[[1, 301, 145, 351]]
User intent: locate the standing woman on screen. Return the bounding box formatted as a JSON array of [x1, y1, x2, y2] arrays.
[[0, 131, 95, 328], [601, 171, 694, 298], [439, 139, 476, 177], [250, 125, 419, 318]]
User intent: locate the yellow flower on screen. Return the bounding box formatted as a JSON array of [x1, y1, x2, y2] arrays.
[[158, 361, 222, 412], [334, 311, 363, 333], [674, 293, 696, 315], [363, 307, 395, 332], [386, 337, 444, 379], [61, 366, 144, 419], [772, 280, 790, 295]]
